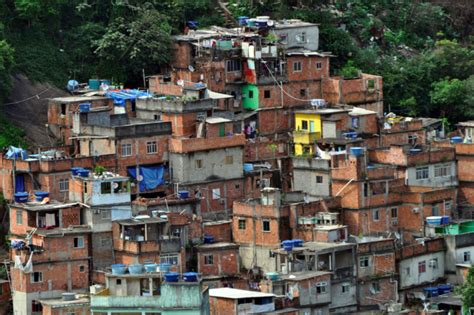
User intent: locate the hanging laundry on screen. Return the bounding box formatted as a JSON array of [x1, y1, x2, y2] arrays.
[[45, 213, 56, 227], [14, 252, 34, 274]]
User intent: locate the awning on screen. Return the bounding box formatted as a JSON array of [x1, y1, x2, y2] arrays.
[[207, 90, 234, 99], [127, 165, 166, 192]]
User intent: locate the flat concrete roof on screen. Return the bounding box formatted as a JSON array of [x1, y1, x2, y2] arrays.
[[39, 295, 90, 308], [49, 96, 109, 103], [117, 217, 167, 226], [295, 108, 348, 115], [279, 271, 332, 281], [196, 242, 239, 250], [209, 288, 275, 299], [12, 201, 79, 212]]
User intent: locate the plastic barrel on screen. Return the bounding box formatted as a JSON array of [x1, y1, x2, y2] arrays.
[[238, 16, 249, 26], [128, 264, 144, 274], [145, 264, 158, 273], [78, 169, 90, 178], [203, 235, 214, 244], [451, 136, 463, 143], [158, 263, 171, 273], [441, 216, 450, 225], [89, 79, 100, 90], [426, 216, 442, 225], [164, 272, 180, 282], [423, 287, 439, 298], [266, 272, 280, 281], [111, 264, 127, 275], [350, 147, 363, 156], [183, 272, 199, 282], [178, 190, 189, 199], [71, 167, 83, 176], [14, 192, 29, 203], [437, 284, 451, 295], [35, 191, 49, 202], [292, 239, 304, 247], [282, 240, 294, 251]]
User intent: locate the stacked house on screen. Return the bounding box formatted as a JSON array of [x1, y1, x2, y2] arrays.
[[1, 15, 473, 315]]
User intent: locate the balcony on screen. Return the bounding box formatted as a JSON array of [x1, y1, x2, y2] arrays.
[[113, 239, 160, 254], [334, 266, 354, 280], [292, 131, 321, 145]]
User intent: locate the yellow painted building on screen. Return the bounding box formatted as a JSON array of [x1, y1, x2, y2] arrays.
[[293, 111, 322, 155]]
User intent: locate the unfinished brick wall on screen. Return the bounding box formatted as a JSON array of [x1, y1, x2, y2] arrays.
[[198, 247, 239, 276], [203, 221, 232, 242]]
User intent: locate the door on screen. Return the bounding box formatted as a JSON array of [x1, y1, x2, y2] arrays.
[[309, 120, 315, 132]]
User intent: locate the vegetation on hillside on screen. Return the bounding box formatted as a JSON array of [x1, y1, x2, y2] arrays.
[[0, 0, 472, 147]]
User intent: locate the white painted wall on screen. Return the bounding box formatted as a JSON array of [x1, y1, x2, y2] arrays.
[[399, 252, 445, 289], [406, 162, 457, 188]]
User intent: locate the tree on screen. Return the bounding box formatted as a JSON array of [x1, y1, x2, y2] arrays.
[[459, 265, 474, 314], [0, 39, 14, 101], [430, 78, 470, 122]]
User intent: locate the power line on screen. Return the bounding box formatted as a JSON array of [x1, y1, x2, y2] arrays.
[[2, 88, 52, 106]]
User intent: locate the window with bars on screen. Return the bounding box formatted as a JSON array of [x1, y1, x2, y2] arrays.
[[418, 261, 426, 274], [293, 61, 302, 72], [238, 219, 246, 230], [226, 60, 241, 72], [434, 164, 451, 177], [146, 141, 157, 154], [59, 178, 69, 192], [416, 167, 429, 180], [121, 143, 132, 156], [204, 254, 214, 265]]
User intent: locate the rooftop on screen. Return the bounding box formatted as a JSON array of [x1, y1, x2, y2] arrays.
[[209, 288, 275, 299], [35, 226, 92, 236], [49, 96, 109, 103], [278, 271, 332, 281], [196, 242, 239, 250], [206, 117, 231, 124], [295, 108, 349, 115], [39, 295, 90, 308], [116, 217, 167, 226], [12, 200, 79, 212]]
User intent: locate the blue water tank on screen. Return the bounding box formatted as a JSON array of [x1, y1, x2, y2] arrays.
[[438, 284, 451, 295], [71, 167, 83, 176], [111, 264, 127, 275], [183, 272, 199, 282], [238, 16, 249, 26], [282, 240, 294, 251], [89, 79, 100, 90], [187, 21, 199, 29], [451, 136, 463, 143], [178, 190, 189, 199], [423, 287, 439, 298], [350, 147, 364, 156], [203, 235, 214, 244], [243, 163, 254, 173], [78, 169, 90, 178], [14, 192, 29, 203], [144, 264, 158, 273], [34, 191, 49, 202], [292, 239, 304, 247], [67, 80, 79, 92], [128, 264, 144, 274], [164, 272, 180, 282]]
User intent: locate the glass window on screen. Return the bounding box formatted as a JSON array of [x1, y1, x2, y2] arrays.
[[316, 282, 327, 294], [342, 283, 350, 293], [301, 120, 308, 130], [101, 182, 112, 194], [359, 256, 369, 268], [32, 300, 43, 312], [212, 188, 220, 200], [293, 61, 302, 72], [372, 209, 380, 221], [100, 209, 111, 220], [391, 208, 398, 218], [74, 237, 84, 248], [204, 254, 214, 265], [238, 219, 246, 230], [16, 210, 23, 225], [249, 90, 254, 98], [316, 176, 323, 184], [31, 272, 43, 283], [226, 60, 241, 72], [432, 204, 440, 216], [371, 282, 380, 293], [160, 255, 178, 265], [146, 141, 157, 154], [196, 159, 203, 169], [79, 265, 85, 273], [316, 62, 322, 70], [416, 167, 429, 180], [464, 251, 471, 262], [300, 89, 306, 97], [264, 90, 271, 98], [121, 143, 132, 157], [434, 164, 451, 177], [445, 200, 453, 210], [59, 178, 69, 192], [418, 261, 426, 274], [262, 219, 271, 232]]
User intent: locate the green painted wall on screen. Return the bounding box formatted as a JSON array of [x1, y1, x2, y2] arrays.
[[242, 84, 259, 110]]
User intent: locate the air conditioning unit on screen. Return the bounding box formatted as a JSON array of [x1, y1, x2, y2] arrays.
[[412, 207, 420, 214]]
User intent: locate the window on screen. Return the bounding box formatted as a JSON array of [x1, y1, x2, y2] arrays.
[[146, 141, 157, 154], [154, 114, 160, 120], [31, 272, 43, 283], [32, 300, 43, 312], [226, 60, 241, 72], [121, 143, 132, 157], [432, 204, 440, 216], [363, 183, 368, 197], [74, 237, 84, 248], [160, 255, 178, 265], [225, 155, 234, 164], [371, 282, 380, 294], [16, 210, 23, 225], [416, 167, 429, 180], [359, 256, 369, 268], [296, 32, 306, 43], [100, 209, 111, 220], [408, 135, 418, 145], [212, 188, 220, 200], [293, 61, 302, 72], [172, 227, 181, 238], [367, 79, 375, 90], [238, 219, 246, 230], [116, 279, 122, 285], [204, 254, 214, 265], [418, 261, 426, 274], [262, 219, 271, 232], [316, 176, 323, 184], [79, 265, 85, 273], [372, 209, 380, 221], [464, 251, 471, 263], [316, 62, 322, 70], [406, 267, 411, 276], [300, 89, 306, 97], [429, 258, 438, 269], [249, 90, 254, 98], [316, 282, 327, 294], [445, 200, 453, 211], [301, 120, 308, 130], [60, 104, 66, 115], [391, 208, 398, 219], [101, 182, 111, 194], [264, 90, 271, 98], [342, 283, 350, 293], [435, 164, 451, 177], [59, 178, 69, 192], [196, 159, 203, 169]]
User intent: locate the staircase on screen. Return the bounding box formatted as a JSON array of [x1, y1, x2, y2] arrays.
[[215, 1, 238, 28]]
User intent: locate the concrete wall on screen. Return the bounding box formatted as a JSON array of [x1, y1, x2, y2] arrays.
[[239, 245, 277, 273], [292, 158, 330, 199], [406, 161, 457, 188], [272, 24, 319, 51], [398, 251, 445, 289], [330, 281, 357, 311], [170, 147, 243, 183], [91, 231, 114, 269]]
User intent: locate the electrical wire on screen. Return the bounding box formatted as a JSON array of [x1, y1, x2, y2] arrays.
[[2, 88, 52, 106]]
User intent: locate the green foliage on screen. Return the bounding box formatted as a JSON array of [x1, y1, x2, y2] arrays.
[[459, 265, 474, 312], [93, 165, 106, 175], [339, 60, 360, 79], [0, 115, 27, 148], [0, 39, 14, 100]]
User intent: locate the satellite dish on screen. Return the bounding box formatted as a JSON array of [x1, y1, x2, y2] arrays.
[[137, 175, 144, 182], [188, 65, 195, 72]]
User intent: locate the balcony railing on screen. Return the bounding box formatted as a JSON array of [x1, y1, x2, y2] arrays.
[[292, 131, 321, 144]]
